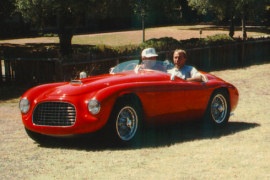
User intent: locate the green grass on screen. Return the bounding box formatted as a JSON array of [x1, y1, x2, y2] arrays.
[[1, 64, 270, 179]]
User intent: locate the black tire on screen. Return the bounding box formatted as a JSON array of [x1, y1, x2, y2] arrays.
[[204, 89, 230, 127], [108, 96, 142, 143]]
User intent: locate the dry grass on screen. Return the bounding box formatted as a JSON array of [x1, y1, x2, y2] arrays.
[[0, 25, 269, 179], [0, 63, 270, 179]]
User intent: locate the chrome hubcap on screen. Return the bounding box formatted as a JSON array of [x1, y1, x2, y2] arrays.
[[211, 94, 227, 123], [116, 106, 138, 141]]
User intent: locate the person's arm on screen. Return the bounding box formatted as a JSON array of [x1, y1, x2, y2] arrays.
[[186, 67, 204, 82], [186, 75, 203, 82]]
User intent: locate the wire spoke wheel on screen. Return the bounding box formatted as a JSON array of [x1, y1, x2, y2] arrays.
[[116, 106, 138, 141], [204, 89, 230, 127], [211, 94, 228, 124]]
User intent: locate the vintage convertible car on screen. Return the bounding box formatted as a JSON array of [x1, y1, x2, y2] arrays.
[[19, 60, 239, 144]]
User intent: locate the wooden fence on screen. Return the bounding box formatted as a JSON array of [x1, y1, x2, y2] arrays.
[[1, 39, 270, 85], [187, 39, 270, 71]]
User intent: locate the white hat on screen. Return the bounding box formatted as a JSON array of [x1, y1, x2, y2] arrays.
[[141, 48, 158, 58]]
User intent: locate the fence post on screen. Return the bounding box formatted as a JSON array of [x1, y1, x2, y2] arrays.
[[207, 47, 211, 71], [0, 59, 2, 84], [55, 59, 63, 81], [241, 42, 245, 67], [5, 60, 11, 83]]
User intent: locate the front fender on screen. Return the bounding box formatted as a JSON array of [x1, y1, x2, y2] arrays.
[[93, 83, 141, 124], [20, 82, 68, 101]]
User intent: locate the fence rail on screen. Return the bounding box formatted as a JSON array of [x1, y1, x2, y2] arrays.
[[1, 39, 270, 85]]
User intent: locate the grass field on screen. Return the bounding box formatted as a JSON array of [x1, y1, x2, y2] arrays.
[[0, 26, 270, 179], [1, 25, 269, 46], [0, 63, 270, 179]]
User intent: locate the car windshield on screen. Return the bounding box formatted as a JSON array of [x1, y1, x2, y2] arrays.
[[110, 60, 174, 74]]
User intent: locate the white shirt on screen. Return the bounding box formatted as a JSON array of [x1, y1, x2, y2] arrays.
[[167, 65, 200, 80]]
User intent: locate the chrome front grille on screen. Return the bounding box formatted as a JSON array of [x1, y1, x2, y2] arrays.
[[33, 102, 76, 126]]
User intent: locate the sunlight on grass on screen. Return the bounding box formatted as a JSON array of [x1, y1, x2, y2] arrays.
[[72, 26, 269, 46], [1, 25, 269, 46], [72, 30, 143, 46]]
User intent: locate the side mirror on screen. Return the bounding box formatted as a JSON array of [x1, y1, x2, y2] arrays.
[[79, 71, 87, 79], [109, 67, 115, 74]]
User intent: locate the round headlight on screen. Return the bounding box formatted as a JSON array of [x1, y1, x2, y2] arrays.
[[19, 98, 30, 114], [88, 99, 100, 115]]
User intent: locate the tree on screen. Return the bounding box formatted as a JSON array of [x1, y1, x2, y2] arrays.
[[0, 0, 16, 37], [132, 0, 148, 42], [15, 0, 103, 56], [0, 0, 15, 23], [188, 0, 269, 39], [100, 0, 133, 29], [131, 0, 188, 42]]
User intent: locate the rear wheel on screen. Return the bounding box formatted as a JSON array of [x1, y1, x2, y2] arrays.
[[204, 89, 230, 127]]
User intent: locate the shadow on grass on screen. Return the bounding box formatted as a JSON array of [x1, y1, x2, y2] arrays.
[[0, 83, 36, 102], [0, 84, 30, 101], [36, 121, 259, 151]]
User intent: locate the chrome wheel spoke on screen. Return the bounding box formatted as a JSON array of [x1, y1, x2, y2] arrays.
[[211, 94, 227, 123], [116, 106, 138, 141]]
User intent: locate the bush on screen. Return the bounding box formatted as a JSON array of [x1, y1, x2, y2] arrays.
[[140, 37, 182, 52], [203, 34, 235, 45], [2, 34, 268, 61]]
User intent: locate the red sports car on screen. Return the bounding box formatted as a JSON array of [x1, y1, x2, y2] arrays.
[[19, 60, 239, 144]]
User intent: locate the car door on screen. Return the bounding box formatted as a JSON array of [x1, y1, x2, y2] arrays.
[[138, 76, 189, 123], [182, 80, 210, 120]]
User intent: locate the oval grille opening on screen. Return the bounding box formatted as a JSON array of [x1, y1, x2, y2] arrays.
[[33, 102, 76, 126]]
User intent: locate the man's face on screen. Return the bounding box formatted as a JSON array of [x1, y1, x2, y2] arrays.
[[142, 56, 157, 68], [173, 52, 186, 68]]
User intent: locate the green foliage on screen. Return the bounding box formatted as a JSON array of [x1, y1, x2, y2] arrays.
[[0, 0, 15, 21], [42, 33, 58, 37], [204, 34, 234, 44], [15, 0, 103, 55], [74, 34, 236, 59], [142, 37, 181, 50], [188, 0, 269, 21], [0, 34, 240, 60]]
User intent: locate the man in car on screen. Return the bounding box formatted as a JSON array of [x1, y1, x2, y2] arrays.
[[168, 49, 205, 82], [140, 47, 164, 71]]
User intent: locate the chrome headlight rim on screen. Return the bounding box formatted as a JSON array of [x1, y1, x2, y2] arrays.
[[87, 99, 101, 115], [19, 97, 30, 114]]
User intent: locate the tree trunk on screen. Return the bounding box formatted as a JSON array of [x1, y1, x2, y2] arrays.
[[241, 5, 247, 40], [57, 10, 74, 57], [242, 17, 247, 40], [229, 15, 235, 38], [58, 28, 73, 56]]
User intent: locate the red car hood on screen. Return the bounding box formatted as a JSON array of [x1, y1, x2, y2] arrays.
[[43, 70, 168, 97]]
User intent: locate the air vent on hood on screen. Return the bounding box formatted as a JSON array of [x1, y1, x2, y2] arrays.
[[70, 80, 82, 85]]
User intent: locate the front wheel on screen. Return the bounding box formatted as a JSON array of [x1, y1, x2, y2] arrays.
[[116, 106, 139, 141], [109, 97, 142, 143], [204, 89, 230, 127]]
